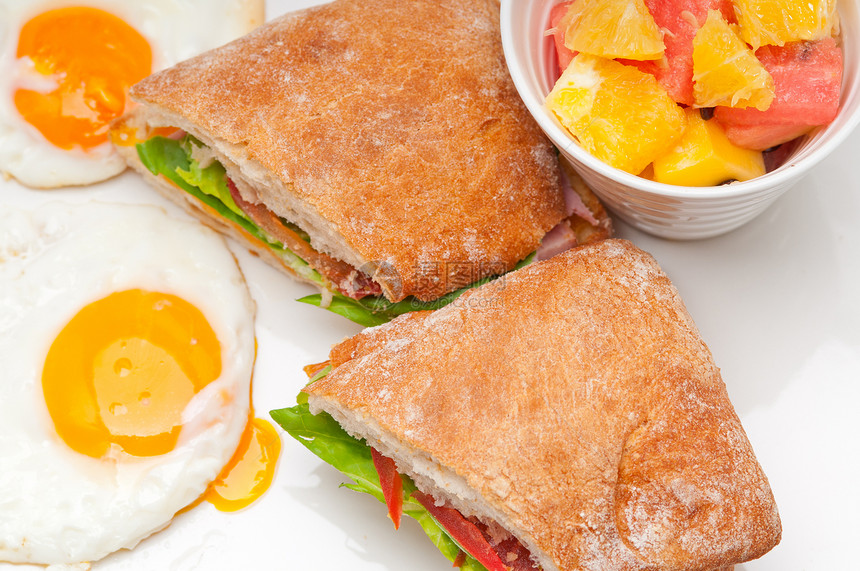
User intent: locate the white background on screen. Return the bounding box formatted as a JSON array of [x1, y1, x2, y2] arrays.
[[3, 0, 858, 569]]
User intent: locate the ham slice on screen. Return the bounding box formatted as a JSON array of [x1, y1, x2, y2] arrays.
[[560, 166, 600, 226], [469, 518, 540, 571], [535, 165, 607, 262], [535, 222, 578, 262]]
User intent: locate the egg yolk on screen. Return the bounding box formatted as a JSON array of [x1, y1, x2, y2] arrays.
[[204, 416, 281, 512], [14, 7, 152, 151], [42, 289, 221, 459]]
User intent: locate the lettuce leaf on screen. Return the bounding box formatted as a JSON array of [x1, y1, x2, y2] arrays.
[[135, 136, 324, 286], [175, 137, 246, 220], [137, 136, 265, 243], [270, 402, 486, 571]]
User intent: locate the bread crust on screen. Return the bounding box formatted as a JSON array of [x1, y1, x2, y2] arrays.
[[306, 239, 781, 570], [124, 0, 566, 302]]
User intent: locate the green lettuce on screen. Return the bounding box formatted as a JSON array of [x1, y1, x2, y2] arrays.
[[296, 288, 469, 328], [298, 252, 537, 327], [135, 136, 324, 286], [137, 136, 261, 242], [174, 138, 246, 220], [270, 401, 486, 571]]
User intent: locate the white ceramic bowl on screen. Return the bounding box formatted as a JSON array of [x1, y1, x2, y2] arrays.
[[501, 0, 860, 240]]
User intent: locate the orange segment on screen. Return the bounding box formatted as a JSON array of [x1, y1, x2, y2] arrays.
[[14, 7, 152, 150], [692, 11, 774, 110], [546, 53, 687, 175], [560, 0, 665, 60], [733, 0, 838, 49]]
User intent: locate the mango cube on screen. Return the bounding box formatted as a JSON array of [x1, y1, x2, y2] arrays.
[[652, 108, 765, 186]]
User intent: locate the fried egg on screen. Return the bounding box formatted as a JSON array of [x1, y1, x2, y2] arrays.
[[0, 202, 256, 565], [0, 0, 264, 188]]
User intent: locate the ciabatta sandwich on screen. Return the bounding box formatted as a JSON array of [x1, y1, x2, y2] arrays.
[[112, 0, 611, 326], [273, 239, 781, 570]]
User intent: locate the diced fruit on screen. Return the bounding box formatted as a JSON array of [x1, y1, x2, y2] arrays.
[[559, 0, 665, 60], [733, 0, 838, 49], [714, 38, 843, 149], [720, 123, 812, 151], [692, 10, 774, 110], [549, 1, 575, 73], [653, 108, 765, 185], [544, 0, 843, 184], [546, 53, 687, 175], [629, 0, 736, 105]]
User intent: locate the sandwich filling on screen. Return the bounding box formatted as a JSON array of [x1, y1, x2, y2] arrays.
[[132, 133, 556, 326], [134, 133, 359, 290], [135, 134, 429, 324], [271, 365, 541, 571]]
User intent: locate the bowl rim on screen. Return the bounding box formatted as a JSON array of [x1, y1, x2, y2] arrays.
[[499, 0, 860, 201]]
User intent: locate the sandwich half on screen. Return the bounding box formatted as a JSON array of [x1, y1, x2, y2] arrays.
[[111, 0, 611, 326], [272, 239, 781, 570]]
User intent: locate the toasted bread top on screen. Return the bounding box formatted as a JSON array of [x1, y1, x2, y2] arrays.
[[128, 0, 565, 301], [307, 239, 781, 570]]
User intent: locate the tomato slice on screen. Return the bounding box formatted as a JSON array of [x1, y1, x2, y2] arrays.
[[371, 447, 403, 529], [411, 491, 508, 571]]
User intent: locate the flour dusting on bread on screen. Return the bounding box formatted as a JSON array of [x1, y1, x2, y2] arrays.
[[305, 239, 781, 570]]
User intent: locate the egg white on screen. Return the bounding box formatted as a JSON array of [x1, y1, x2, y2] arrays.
[[0, 0, 264, 189], [0, 202, 256, 565]]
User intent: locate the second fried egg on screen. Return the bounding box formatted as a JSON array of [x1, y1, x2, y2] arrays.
[[0, 0, 264, 188]]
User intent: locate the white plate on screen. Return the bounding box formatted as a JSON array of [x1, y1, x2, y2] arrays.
[[2, 1, 858, 569]]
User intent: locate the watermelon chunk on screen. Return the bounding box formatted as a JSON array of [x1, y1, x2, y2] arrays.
[[719, 123, 812, 152], [626, 0, 735, 105], [549, 1, 575, 74], [714, 38, 843, 149]]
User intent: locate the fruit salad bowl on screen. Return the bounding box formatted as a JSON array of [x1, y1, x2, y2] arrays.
[[501, 0, 860, 240]]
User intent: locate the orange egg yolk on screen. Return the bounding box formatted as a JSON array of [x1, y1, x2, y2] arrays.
[[14, 7, 152, 151], [42, 289, 222, 459], [204, 416, 281, 512]]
